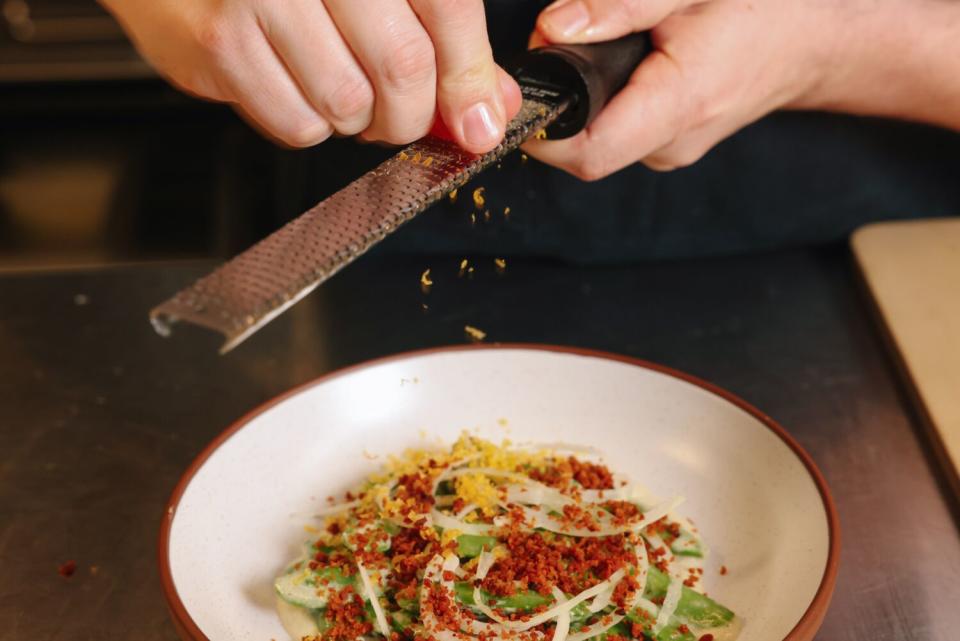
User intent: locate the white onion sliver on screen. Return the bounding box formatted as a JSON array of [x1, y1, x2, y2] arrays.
[[473, 569, 625, 632], [652, 557, 687, 634], [430, 508, 493, 535], [513, 495, 683, 538], [312, 499, 362, 519], [356, 561, 390, 638], [421, 555, 512, 639], [551, 587, 571, 641], [566, 614, 625, 641], [456, 502, 479, 519], [628, 554, 649, 611], [475, 550, 497, 581], [586, 583, 615, 613], [514, 441, 604, 457], [504, 484, 574, 508]]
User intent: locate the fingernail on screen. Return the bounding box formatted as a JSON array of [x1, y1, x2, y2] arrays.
[[541, 0, 590, 38], [462, 102, 501, 149]]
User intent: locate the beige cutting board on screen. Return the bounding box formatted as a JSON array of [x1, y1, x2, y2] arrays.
[[853, 218, 960, 493]]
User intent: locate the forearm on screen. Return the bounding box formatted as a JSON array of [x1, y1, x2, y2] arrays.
[[799, 0, 960, 131]]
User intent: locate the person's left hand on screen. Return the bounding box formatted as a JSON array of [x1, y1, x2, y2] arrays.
[[522, 0, 839, 178]]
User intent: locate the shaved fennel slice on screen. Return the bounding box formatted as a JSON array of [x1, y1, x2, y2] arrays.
[[430, 508, 494, 535], [356, 562, 390, 638], [473, 569, 626, 632], [513, 496, 683, 538], [652, 552, 695, 634], [580, 482, 660, 507], [503, 483, 574, 508], [586, 582, 615, 613], [421, 554, 532, 641], [551, 587, 571, 641], [513, 442, 604, 457], [475, 549, 497, 580], [624, 533, 650, 611], [313, 499, 362, 519]]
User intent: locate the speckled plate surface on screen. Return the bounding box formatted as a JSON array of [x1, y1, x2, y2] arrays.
[[160, 345, 839, 641]]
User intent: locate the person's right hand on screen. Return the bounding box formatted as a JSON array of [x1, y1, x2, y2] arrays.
[[100, 0, 522, 152]]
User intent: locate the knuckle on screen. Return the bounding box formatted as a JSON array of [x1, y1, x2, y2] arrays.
[[325, 75, 374, 129], [194, 14, 232, 63], [572, 153, 610, 182], [283, 119, 331, 147], [377, 118, 432, 145], [442, 60, 492, 96], [381, 34, 436, 90], [609, 0, 643, 23]]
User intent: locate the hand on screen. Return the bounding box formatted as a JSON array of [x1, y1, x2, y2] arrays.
[[100, 0, 522, 152], [523, 0, 840, 177]]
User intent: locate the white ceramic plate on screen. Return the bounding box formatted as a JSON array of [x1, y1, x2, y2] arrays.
[[160, 345, 839, 641]]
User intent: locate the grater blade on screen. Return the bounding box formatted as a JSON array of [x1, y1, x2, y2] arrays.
[[150, 94, 566, 353]]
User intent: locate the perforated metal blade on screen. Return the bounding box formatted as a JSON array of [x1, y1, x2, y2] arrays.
[[150, 93, 566, 353]]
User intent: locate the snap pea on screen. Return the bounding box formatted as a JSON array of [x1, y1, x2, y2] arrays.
[[636, 567, 735, 630], [457, 534, 498, 558], [455, 582, 553, 611]]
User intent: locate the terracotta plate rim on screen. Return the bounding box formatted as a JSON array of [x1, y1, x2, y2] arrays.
[[157, 343, 841, 641]]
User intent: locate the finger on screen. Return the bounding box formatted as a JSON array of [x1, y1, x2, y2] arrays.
[[217, 24, 333, 147], [498, 67, 523, 122], [408, 0, 512, 153], [537, 0, 702, 43], [521, 51, 684, 180], [325, 0, 436, 145], [256, 0, 374, 135]]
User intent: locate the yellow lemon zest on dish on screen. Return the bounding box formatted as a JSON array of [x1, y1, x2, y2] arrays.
[[455, 473, 500, 515], [441, 528, 462, 548]]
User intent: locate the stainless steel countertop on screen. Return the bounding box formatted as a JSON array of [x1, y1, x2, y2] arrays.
[[1, 247, 958, 640]]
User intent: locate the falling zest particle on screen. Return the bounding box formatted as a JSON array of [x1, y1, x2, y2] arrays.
[[521, 153, 528, 164], [420, 269, 433, 294], [470, 212, 477, 226], [464, 325, 486, 343], [535, 129, 548, 140], [458, 259, 469, 278], [449, 189, 458, 203], [473, 187, 486, 209], [483, 210, 491, 223], [494, 258, 507, 275]]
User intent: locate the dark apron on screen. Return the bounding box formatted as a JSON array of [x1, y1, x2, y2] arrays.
[[297, 0, 960, 263]]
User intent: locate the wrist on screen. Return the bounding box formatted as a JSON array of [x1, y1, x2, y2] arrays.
[[794, 0, 960, 131]]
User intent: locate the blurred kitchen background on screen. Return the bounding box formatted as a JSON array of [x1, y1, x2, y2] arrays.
[[0, 0, 401, 270]]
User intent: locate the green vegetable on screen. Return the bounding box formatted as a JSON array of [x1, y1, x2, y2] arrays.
[[457, 534, 498, 557], [275, 565, 356, 609], [455, 582, 553, 611], [635, 567, 735, 631]]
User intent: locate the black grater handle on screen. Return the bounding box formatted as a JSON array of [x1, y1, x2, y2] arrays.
[[510, 32, 653, 140]]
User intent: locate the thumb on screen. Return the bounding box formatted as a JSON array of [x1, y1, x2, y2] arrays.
[[537, 0, 699, 43]]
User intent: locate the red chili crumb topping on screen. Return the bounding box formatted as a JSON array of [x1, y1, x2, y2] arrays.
[[317, 586, 374, 641], [58, 560, 77, 578], [526, 457, 615, 492], [603, 501, 643, 526], [394, 471, 437, 518], [481, 532, 635, 597]]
